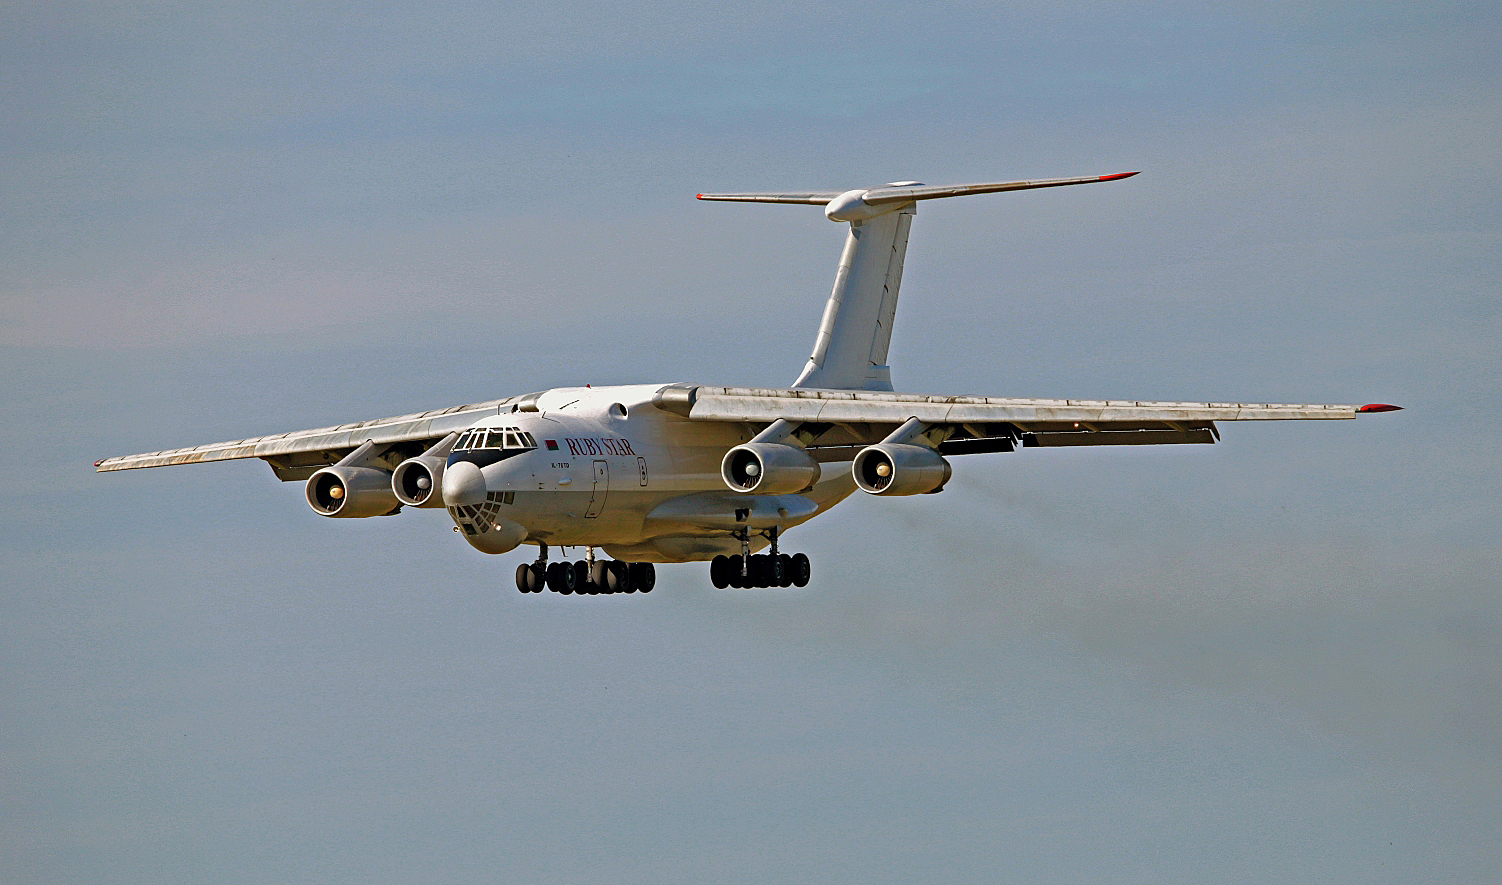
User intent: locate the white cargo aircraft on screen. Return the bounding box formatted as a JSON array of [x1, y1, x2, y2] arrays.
[[98, 172, 1400, 595]]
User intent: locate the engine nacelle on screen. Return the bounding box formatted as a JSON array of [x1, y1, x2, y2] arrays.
[[392, 455, 446, 508], [852, 443, 951, 496], [722, 442, 820, 494], [306, 465, 401, 517]]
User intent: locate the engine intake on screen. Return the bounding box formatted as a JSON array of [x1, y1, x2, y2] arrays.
[[306, 465, 401, 517], [722, 442, 820, 494], [392, 456, 445, 508], [853, 443, 951, 496]]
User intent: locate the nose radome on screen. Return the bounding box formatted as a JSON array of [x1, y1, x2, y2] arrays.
[[443, 460, 486, 507]]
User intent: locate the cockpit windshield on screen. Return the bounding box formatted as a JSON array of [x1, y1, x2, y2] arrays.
[[454, 426, 537, 453]]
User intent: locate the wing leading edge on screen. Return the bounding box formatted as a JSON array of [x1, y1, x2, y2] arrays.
[[94, 396, 521, 479], [652, 384, 1398, 454]]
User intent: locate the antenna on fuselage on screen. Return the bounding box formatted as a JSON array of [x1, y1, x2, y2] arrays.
[[697, 172, 1140, 392]]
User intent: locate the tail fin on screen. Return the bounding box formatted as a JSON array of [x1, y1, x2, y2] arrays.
[[698, 171, 1139, 391]]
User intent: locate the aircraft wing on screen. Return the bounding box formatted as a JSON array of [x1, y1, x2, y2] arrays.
[[653, 385, 1399, 455], [94, 396, 520, 480]]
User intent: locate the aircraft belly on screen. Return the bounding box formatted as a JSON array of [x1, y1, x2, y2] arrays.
[[459, 410, 857, 558]]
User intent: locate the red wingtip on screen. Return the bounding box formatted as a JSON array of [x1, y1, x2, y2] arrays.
[[695, 193, 704, 199], [1357, 403, 1403, 413], [1098, 171, 1140, 182], [94, 458, 105, 467]]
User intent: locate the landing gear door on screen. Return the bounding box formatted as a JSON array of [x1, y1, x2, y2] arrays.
[[585, 460, 609, 518]]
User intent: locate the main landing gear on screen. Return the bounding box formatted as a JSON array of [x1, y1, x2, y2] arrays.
[[513, 544, 656, 596], [708, 526, 811, 589], [709, 552, 810, 589]]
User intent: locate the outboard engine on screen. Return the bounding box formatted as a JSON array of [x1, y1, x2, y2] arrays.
[[852, 443, 952, 496], [722, 442, 820, 494], [306, 465, 400, 517], [305, 439, 402, 517]]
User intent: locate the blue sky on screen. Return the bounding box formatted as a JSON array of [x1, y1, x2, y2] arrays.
[[3, 2, 1499, 883]]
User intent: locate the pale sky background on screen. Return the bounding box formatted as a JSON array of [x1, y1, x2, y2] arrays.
[[3, 2, 1499, 883]]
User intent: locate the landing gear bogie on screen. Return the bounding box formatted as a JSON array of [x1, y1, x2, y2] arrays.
[[529, 557, 655, 596], [710, 549, 811, 589]]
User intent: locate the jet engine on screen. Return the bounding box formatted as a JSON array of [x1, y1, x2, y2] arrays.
[[852, 443, 951, 496], [306, 465, 401, 517], [392, 456, 445, 508], [722, 442, 820, 494]]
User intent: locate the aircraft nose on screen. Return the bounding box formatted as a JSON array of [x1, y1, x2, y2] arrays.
[[442, 460, 487, 507]]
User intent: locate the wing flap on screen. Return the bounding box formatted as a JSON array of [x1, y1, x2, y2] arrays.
[[1023, 428, 1216, 447]]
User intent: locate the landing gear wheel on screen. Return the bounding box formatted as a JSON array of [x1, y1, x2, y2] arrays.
[[575, 560, 595, 594], [516, 562, 541, 593], [790, 552, 811, 588], [777, 554, 794, 588], [727, 554, 744, 589], [710, 555, 730, 589], [590, 560, 610, 593], [605, 560, 628, 594], [547, 561, 574, 594], [630, 562, 656, 593], [747, 554, 766, 588], [769, 554, 785, 588]]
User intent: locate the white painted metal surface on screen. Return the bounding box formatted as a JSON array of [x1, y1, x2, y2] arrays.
[[95, 174, 1400, 571]]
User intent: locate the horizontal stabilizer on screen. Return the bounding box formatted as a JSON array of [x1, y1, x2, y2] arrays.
[[695, 191, 841, 204], [695, 172, 1138, 207], [862, 172, 1138, 204]]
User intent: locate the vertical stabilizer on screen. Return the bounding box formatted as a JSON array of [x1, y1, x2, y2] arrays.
[[695, 171, 1139, 392], [792, 205, 914, 391]]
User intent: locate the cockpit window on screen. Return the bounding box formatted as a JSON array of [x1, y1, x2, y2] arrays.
[[454, 425, 537, 453]]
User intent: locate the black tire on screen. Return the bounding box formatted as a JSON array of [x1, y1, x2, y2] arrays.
[[727, 554, 744, 589], [590, 560, 610, 593], [790, 552, 811, 588], [548, 561, 573, 594], [778, 554, 794, 588], [517, 562, 544, 593], [575, 560, 594, 594], [631, 562, 656, 593], [606, 560, 628, 594], [748, 554, 767, 588], [710, 555, 729, 589]]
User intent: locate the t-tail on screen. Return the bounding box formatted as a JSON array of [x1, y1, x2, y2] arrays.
[[697, 171, 1139, 391]]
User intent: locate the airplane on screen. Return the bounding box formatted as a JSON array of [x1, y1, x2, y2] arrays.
[[96, 172, 1401, 596]]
